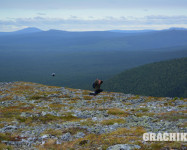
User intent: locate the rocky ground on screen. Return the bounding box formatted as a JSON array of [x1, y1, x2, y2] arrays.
[[0, 82, 186, 150]]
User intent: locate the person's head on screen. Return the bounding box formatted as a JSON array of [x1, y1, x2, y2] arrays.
[[98, 80, 103, 85]]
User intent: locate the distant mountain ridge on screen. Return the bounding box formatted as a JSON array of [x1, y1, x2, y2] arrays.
[[103, 57, 187, 97], [1, 27, 187, 33], [13, 27, 43, 34], [0, 27, 187, 90], [109, 29, 156, 33], [0, 27, 187, 51], [0, 27, 187, 36], [0, 27, 43, 36]]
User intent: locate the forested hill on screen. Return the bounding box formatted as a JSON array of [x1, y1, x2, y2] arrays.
[[103, 57, 187, 97], [1, 28, 187, 89]]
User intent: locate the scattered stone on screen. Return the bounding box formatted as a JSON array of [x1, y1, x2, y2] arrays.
[[41, 111, 47, 116], [107, 144, 141, 150], [74, 132, 85, 139], [0, 81, 186, 150], [2, 125, 18, 132], [61, 132, 72, 141]]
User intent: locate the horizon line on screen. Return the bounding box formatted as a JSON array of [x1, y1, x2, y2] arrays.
[[1, 26, 187, 33]]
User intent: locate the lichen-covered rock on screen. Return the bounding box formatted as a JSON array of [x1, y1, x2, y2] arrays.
[[107, 144, 141, 150], [61, 132, 72, 141], [74, 132, 85, 139], [0, 81, 186, 150]]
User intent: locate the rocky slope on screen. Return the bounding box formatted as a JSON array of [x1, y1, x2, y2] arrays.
[[0, 82, 186, 150]]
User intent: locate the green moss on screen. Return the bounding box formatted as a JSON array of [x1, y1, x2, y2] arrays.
[[82, 91, 90, 95], [80, 119, 96, 126], [1, 110, 20, 119], [136, 112, 155, 117], [108, 108, 129, 117], [0, 143, 12, 150], [110, 126, 146, 136], [42, 129, 62, 137], [62, 127, 88, 135], [102, 96, 114, 101], [173, 97, 178, 100], [169, 142, 184, 149], [136, 108, 149, 112], [17, 113, 80, 124], [150, 143, 163, 150], [124, 102, 132, 105], [0, 124, 4, 128], [0, 133, 10, 142], [157, 112, 187, 121], [49, 103, 66, 110], [29, 95, 44, 100], [100, 118, 126, 125], [83, 96, 93, 100], [178, 104, 187, 108], [0, 95, 13, 101]]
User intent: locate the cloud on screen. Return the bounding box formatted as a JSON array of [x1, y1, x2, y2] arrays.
[[37, 13, 46, 16], [0, 15, 187, 31], [1, 0, 187, 9], [145, 15, 187, 25]]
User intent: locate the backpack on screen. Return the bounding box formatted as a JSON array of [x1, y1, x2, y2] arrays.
[[92, 82, 96, 88]]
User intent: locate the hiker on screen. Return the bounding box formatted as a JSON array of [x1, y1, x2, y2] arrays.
[[90, 79, 103, 95]]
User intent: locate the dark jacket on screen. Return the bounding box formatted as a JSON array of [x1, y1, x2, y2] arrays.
[[93, 79, 103, 90]]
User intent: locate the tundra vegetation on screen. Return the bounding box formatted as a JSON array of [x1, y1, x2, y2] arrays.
[[0, 82, 186, 150]]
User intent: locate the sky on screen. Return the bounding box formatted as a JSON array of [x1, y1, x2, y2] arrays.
[[0, 0, 187, 31]]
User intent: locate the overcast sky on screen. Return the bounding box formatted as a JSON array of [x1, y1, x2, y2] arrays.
[[0, 0, 187, 31]]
